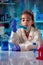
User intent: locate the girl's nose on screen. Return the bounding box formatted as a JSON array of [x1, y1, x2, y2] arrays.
[[25, 21, 28, 26]]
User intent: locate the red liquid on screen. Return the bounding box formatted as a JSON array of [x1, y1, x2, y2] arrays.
[[36, 44, 43, 60]]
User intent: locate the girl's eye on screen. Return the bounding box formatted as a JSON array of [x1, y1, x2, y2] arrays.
[[21, 18, 31, 22], [22, 19, 25, 21], [27, 19, 30, 21], [22, 19, 29, 21]]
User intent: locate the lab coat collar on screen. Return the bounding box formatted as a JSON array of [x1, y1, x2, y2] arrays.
[[21, 27, 35, 41]]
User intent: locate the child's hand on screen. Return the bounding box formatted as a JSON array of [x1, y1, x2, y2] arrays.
[[12, 44, 21, 51]]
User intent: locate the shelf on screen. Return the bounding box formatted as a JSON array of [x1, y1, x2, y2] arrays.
[[0, 3, 15, 5], [0, 21, 9, 23]]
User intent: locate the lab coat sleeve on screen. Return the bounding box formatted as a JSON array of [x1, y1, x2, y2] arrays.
[[9, 31, 19, 45], [19, 41, 34, 51]]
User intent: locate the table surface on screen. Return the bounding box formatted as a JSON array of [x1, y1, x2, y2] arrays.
[[0, 51, 43, 65]]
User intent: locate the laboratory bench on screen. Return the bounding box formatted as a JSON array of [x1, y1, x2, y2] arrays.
[[0, 51, 43, 65]]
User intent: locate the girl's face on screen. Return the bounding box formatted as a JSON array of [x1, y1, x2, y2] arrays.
[[21, 14, 33, 29]]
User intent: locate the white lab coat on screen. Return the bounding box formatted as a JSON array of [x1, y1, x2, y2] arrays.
[[9, 27, 41, 51]]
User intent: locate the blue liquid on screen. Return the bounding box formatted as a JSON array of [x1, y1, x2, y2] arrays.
[[16, 25, 29, 31], [1, 41, 8, 51]]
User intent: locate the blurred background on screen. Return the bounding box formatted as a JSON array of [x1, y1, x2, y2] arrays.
[[0, 0, 43, 43]]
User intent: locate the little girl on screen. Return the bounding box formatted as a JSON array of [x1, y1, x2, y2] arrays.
[[9, 10, 41, 51]]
